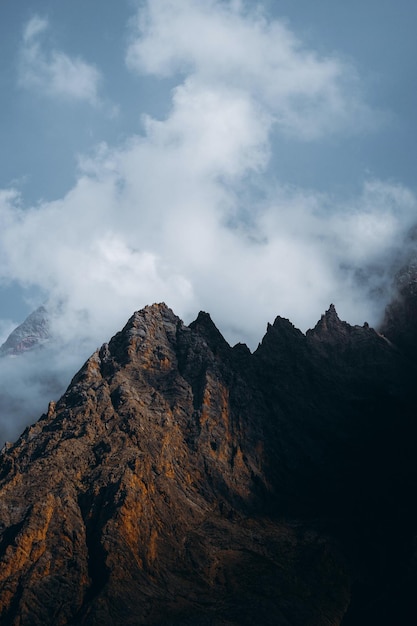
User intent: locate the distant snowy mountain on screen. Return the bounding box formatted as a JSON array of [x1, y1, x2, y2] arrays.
[[0, 305, 50, 356], [0, 305, 100, 446]]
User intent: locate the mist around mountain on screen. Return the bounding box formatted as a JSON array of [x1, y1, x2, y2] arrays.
[[0, 239, 414, 447], [0, 306, 102, 445]]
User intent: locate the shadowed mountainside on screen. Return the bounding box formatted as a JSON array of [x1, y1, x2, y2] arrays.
[[0, 301, 416, 625]]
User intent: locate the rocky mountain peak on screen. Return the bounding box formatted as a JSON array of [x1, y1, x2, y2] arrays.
[[0, 305, 50, 356], [322, 302, 339, 324], [0, 301, 417, 624], [305, 303, 376, 351], [189, 310, 232, 356], [308, 303, 345, 335]]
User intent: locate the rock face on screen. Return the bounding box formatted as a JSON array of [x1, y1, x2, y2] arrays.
[[0, 302, 416, 625], [0, 306, 50, 356]]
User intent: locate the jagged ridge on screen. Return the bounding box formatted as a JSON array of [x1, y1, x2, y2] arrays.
[[0, 302, 416, 625]]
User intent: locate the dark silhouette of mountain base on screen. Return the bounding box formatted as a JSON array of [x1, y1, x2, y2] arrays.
[[0, 301, 416, 625]]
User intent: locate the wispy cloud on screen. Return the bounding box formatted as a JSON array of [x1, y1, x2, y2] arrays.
[[0, 341, 91, 445], [18, 15, 102, 105], [126, 0, 377, 139]]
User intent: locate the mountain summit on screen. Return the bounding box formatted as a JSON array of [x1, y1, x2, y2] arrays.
[[0, 302, 416, 625], [0, 305, 50, 357]]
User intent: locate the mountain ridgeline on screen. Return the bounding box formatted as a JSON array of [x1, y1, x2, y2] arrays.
[[0, 296, 417, 625]]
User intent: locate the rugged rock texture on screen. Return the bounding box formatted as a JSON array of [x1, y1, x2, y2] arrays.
[[0, 306, 50, 356], [0, 302, 416, 625]]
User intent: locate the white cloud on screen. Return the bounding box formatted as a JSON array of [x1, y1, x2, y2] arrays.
[[23, 15, 48, 43], [0, 341, 90, 445], [0, 0, 415, 442], [0, 319, 16, 346], [126, 0, 375, 139], [19, 15, 102, 105], [5, 2, 412, 342]]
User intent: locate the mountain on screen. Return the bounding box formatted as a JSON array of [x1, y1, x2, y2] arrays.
[[0, 301, 416, 625], [380, 258, 417, 359], [0, 306, 50, 356]]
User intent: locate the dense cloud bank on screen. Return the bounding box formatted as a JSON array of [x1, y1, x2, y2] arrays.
[[1, 0, 416, 442]]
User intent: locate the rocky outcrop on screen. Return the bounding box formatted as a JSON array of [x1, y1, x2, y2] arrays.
[[0, 302, 416, 624]]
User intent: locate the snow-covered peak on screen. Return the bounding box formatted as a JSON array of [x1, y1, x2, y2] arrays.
[[0, 306, 50, 356]]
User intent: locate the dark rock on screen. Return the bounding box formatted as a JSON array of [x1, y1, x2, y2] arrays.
[[0, 301, 416, 624]]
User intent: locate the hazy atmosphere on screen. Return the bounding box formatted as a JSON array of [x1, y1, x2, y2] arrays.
[[1, 0, 417, 441]]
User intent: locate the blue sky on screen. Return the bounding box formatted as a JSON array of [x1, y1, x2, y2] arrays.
[[1, 0, 417, 349]]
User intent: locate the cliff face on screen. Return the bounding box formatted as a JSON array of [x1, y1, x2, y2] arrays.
[[0, 302, 416, 625]]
